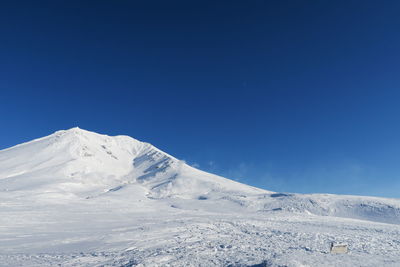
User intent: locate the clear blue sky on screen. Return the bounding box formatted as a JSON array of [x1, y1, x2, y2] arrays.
[[1, 1, 400, 198]]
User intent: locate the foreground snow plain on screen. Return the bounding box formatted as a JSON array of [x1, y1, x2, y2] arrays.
[[0, 128, 399, 266]]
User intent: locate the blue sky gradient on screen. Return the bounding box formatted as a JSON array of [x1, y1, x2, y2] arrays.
[[1, 1, 400, 197]]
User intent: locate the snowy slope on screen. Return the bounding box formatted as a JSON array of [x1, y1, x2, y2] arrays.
[[0, 128, 400, 267], [0, 127, 265, 198]]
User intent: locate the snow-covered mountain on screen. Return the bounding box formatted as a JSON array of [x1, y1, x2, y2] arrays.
[[1, 128, 400, 267], [0, 127, 264, 199]]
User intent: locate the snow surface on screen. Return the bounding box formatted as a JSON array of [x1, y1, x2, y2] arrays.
[[0, 127, 399, 266]]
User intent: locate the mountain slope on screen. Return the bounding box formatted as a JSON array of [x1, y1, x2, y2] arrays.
[[0, 127, 265, 200]]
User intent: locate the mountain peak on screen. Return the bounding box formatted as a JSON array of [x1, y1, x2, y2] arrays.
[[54, 127, 103, 138], [67, 126, 82, 131]]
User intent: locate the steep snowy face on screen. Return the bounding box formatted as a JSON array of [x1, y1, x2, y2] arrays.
[[0, 127, 264, 198]]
